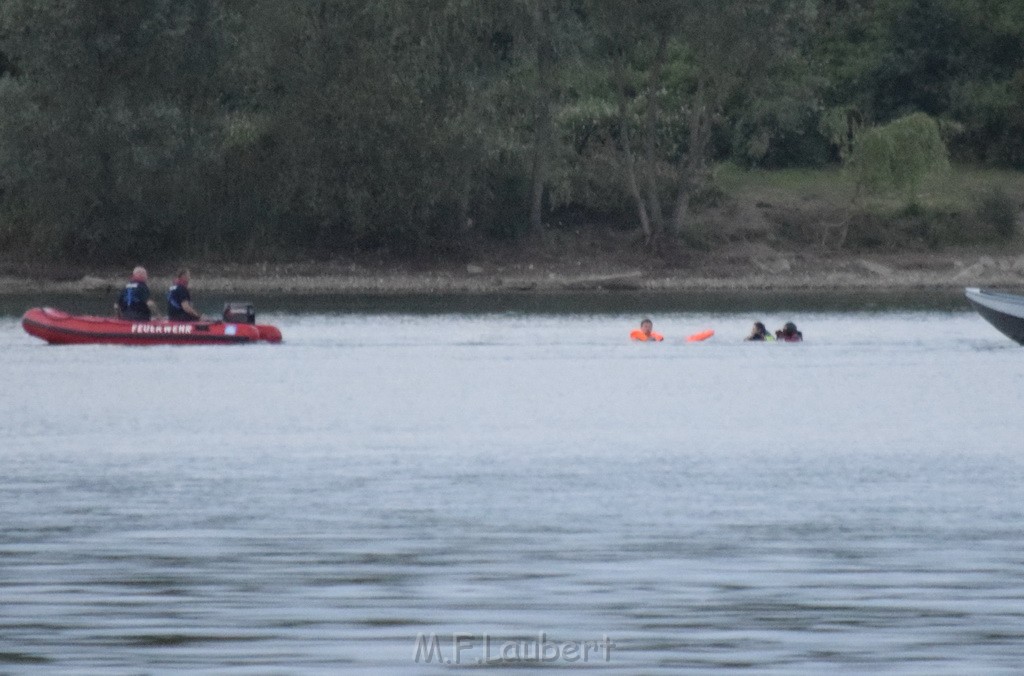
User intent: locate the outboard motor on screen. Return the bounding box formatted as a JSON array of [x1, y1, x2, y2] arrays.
[[223, 302, 256, 324]]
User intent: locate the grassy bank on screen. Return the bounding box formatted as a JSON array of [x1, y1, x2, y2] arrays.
[[711, 163, 1024, 250]]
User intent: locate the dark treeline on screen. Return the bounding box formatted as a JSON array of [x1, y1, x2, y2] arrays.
[[0, 0, 1022, 262]]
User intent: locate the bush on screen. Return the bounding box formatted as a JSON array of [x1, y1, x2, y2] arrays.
[[769, 208, 822, 246], [850, 113, 949, 196], [973, 186, 1018, 239], [844, 204, 963, 250], [687, 184, 728, 212]]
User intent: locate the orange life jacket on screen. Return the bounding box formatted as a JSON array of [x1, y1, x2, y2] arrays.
[[630, 329, 663, 341]]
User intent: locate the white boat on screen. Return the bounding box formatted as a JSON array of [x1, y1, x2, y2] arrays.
[[965, 287, 1024, 345]]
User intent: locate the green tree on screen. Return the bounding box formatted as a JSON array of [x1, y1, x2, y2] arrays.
[[813, 0, 1024, 168], [872, 0, 971, 119], [0, 0, 229, 261], [231, 0, 535, 253], [850, 112, 950, 198], [584, 0, 813, 245]]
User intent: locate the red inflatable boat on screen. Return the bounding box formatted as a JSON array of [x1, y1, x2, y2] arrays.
[[22, 307, 282, 345]]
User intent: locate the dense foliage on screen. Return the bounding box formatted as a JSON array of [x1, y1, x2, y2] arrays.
[[0, 0, 1022, 261], [850, 112, 949, 196]]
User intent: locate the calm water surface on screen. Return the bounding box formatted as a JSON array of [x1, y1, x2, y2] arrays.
[[2, 297, 1024, 673]]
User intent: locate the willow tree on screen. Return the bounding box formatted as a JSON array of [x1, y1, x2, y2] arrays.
[[821, 111, 949, 249], [850, 112, 949, 197]]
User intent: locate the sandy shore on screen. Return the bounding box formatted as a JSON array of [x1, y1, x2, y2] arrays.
[[2, 249, 1024, 295]]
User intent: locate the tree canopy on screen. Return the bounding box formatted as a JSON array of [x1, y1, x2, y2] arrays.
[[0, 0, 1022, 262]]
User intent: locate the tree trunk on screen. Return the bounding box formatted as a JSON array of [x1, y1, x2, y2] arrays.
[[641, 32, 669, 240], [825, 182, 862, 250], [615, 54, 652, 243], [620, 105, 653, 243], [670, 79, 709, 234], [458, 164, 473, 233], [528, 0, 553, 237]]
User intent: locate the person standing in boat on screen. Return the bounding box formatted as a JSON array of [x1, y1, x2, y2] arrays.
[[167, 268, 204, 321], [115, 266, 160, 321]]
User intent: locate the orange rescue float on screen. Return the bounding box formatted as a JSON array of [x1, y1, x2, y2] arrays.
[[686, 329, 715, 343]]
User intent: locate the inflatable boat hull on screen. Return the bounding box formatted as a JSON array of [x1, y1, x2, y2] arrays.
[[22, 307, 282, 345]]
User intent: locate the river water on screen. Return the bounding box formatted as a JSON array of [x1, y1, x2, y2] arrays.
[[2, 293, 1024, 673]]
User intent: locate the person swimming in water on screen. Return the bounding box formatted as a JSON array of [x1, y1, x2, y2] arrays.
[[775, 321, 803, 342], [745, 321, 774, 341], [630, 318, 664, 342]]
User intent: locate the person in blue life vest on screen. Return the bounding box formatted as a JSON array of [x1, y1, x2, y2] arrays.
[[167, 268, 205, 321], [745, 321, 775, 341], [115, 266, 161, 321]]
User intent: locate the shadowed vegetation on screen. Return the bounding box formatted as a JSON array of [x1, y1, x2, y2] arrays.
[[0, 0, 1022, 264]]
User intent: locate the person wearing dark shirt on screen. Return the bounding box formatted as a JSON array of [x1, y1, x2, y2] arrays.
[[745, 321, 774, 341], [115, 266, 160, 321], [167, 268, 203, 321], [775, 321, 803, 342]]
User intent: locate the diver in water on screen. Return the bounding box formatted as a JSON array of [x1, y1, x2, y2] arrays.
[[776, 322, 803, 342], [745, 321, 774, 341]]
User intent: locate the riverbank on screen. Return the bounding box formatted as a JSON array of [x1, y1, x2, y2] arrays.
[[2, 244, 1024, 296], [4, 164, 1022, 297]]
